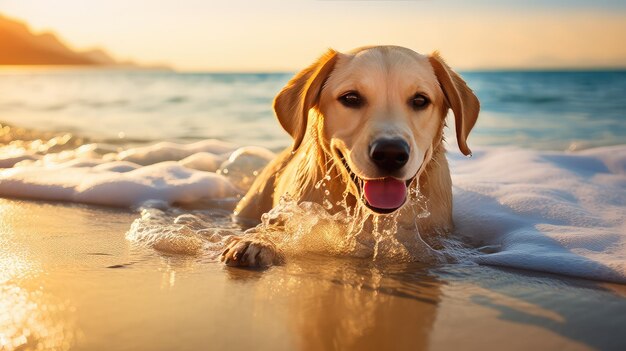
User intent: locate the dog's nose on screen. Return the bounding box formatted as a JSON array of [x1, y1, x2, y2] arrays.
[[369, 138, 410, 172]]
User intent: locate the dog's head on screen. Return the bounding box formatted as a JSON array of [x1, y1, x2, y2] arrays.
[[274, 46, 479, 214]]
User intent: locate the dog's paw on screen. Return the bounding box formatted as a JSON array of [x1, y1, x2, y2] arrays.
[[221, 237, 281, 268]]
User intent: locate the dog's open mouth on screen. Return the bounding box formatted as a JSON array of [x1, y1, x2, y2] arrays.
[[337, 151, 413, 214]]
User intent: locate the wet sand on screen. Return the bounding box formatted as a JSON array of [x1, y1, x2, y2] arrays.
[[1, 198, 625, 351]]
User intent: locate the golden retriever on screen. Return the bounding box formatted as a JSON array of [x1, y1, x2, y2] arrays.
[[221, 45, 479, 267]]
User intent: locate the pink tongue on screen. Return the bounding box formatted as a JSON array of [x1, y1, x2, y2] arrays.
[[363, 178, 407, 209]]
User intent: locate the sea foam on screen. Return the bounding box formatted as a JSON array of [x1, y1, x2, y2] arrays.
[[0, 140, 269, 208], [0, 139, 624, 283], [451, 145, 626, 283]]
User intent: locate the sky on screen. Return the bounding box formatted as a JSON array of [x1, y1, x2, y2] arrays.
[[1, 0, 626, 71]]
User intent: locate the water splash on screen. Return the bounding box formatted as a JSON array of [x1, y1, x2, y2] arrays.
[[126, 164, 445, 264], [126, 207, 242, 260]]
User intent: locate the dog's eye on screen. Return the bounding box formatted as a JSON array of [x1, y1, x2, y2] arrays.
[[411, 94, 430, 110], [339, 92, 363, 108]]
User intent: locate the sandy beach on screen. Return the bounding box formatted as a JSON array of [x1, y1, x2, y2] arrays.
[[2, 198, 625, 351]]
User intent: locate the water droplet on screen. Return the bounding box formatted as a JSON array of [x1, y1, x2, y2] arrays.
[[323, 199, 333, 210]]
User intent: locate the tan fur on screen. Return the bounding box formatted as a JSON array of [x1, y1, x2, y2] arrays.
[[224, 46, 479, 267], [429, 52, 480, 156]]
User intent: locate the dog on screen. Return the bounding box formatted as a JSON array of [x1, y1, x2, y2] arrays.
[[221, 46, 479, 267]]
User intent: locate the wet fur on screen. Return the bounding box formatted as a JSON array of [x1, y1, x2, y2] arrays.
[[224, 46, 479, 267]]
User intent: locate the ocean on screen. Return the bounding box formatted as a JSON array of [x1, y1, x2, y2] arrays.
[[0, 69, 624, 151]]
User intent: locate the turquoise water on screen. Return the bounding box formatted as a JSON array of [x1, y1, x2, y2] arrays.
[[0, 69, 624, 150]]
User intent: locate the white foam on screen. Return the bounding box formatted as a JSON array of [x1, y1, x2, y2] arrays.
[[178, 152, 221, 172], [1, 139, 624, 283], [0, 160, 240, 208], [450, 145, 626, 283], [0, 141, 269, 208], [111, 140, 237, 165], [217, 146, 276, 190]]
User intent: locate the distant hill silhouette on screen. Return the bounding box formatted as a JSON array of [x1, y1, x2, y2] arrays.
[[0, 14, 155, 66]]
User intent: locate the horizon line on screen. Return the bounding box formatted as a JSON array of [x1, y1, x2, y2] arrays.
[[1, 65, 626, 74]]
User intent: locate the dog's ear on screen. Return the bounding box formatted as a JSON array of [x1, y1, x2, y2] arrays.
[[428, 52, 480, 156], [274, 49, 338, 150]]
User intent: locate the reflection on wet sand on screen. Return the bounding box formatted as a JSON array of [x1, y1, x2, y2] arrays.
[[0, 202, 76, 351], [434, 266, 626, 351], [226, 257, 442, 351], [1, 198, 625, 351]]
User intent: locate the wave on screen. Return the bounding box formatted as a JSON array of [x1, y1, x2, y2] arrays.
[[0, 134, 624, 283], [450, 145, 625, 283]]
